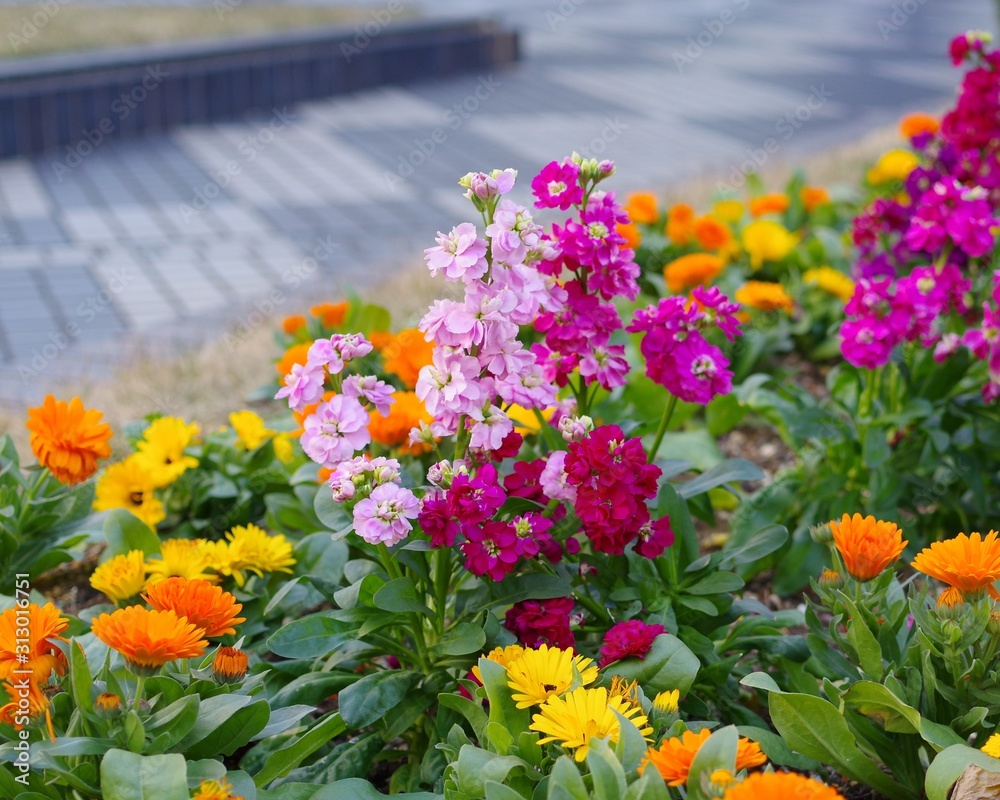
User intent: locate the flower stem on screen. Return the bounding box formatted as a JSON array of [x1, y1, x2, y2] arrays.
[[648, 394, 679, 464], [433, 547, 451, 635], [576, 584, 613, 626], [133, 675, 146, 714]]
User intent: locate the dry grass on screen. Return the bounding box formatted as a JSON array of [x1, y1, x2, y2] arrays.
[[0, 126, 899, 452], [0, 5, 398, 59]]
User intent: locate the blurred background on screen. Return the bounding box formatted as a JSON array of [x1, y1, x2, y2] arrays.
[[0, 0, 993, 413]]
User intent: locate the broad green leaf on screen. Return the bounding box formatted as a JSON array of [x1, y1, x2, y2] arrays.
[[174, 694, 270, 759], [485, 781, 528, 800], [144, 695, 200, 754], [768, 693, 911, 799], [586, 738, 626, 800], [373, 577, 432, 614], [69, 639, 94, 715], [926, 744, 1000, 800], [675, 458, 763, 499], [338, 670, 418, 729], [103, 509, 160, 560], [613, 708, 649, 772], [684, 571, 744, 595], [454, 745, 526, 796], [267, 613, 357, 658], [610, 634, 699, 695], [718, 525, 788, 570], [437, 692, 489, 744], [624, 770, 671, 800], [253, 712, 347, 788], [486, 574, 573, 608], [843, 682, 963, 750], [478, 658, 530, 735], [258, 778, 438, 799], [432, 622, 486, 656], [101, 749, 188, 800], [548, 756, 588, 800], [270, 672, 356, 708], [254, 705, 315, 740]]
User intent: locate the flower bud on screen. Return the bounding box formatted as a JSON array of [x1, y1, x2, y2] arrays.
[[818, 568, 842, 588], [653, 689, 679, 713], [810, 523, 833, 544], [95, 692, 124, 720], [988, 611, 1000, 638], [558, 414, 594, 443], [213, 646, 249, 684], [942, 619, 964, 646]]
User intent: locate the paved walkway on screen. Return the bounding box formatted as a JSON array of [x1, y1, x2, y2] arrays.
[[0, 0, 993, 402]]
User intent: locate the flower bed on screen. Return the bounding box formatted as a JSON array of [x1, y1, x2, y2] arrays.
[[2, 30, 1000, 800]]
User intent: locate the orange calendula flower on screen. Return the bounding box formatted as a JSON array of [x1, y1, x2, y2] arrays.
[[692, 216, 733, 252], [617, 222, 642, 250], [735, 281, 794, 314], [0, 603, 68, 686], [213, 646, 249, 682], [276, 342, 312, 380], [641, 728, 767, 786], [310, 301, 349, 328], [91, 606, 208, 674], [722, 771, 845, 799], [369, 330, 394, 352], [665, 203, 695, 245], [281, 315, 307, 336], [911, 530, 1000, 600], [748, 193, 789, 217], [801, 186, 831, 212], [26, 395, 112, 485], [0, 680, 51, 732], [626, 192, 659, 224], [144, 578, 245, 638], [368, 391, 433, 454], [937, 586, 964, 608], [382, 328, 434, 389], [664, 253, 724, 294], [829, 514, 907, 582], [900, 112, 939, 140]]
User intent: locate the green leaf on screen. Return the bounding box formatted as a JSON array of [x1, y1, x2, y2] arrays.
[[548, 756, 588, 800], [31, 738, 114, 757], [718, 525, 788, 570], [432, 622, 486, 657], [258, 778, 439, 799], [254, 705, 315, 740], [103, 509, 160, 560], [486, 574, 574, 608], [314, 490, 352, 533], [438, 693, 489, 745], [338, 670, 419, 729], [686, 726, 737, 800], [623, 770, 671, 800], [101, 749, 188, 800], [843, 682, 963, 750], [485, 781, 528, 800], [144, 695, 200, 754], [372, 577, 433, 615], [840, 597, 883, 680], [253, 712, 347, 788], [585, 738, 626, 800], [173, 694, 270, 759], [684, 571, 744, 595], [768, 692, 911, 799], [675, 459, 763, 499], [610, 634, 700, 695], [267, 613, 357, 658], [454, 745, 526, 797], [926, 744, 1000, 800], [613, 708, 649, 772], [478, 658, 530, 736], [270, 672, 357, 708], [69, 639, 94, 715]]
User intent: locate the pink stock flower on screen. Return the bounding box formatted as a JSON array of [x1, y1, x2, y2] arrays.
[[531, 159, 584, 210], [342, 375, 396, 416], [300, 395, 371, 468], [424, 222, 489, 283], [486, 200, 542, 266], [352, 482, 419, 546], [275, 362, 326, 411]]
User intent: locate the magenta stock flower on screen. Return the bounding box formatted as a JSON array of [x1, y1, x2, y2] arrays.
[[418, 493, 461, 548], [425, 222, 489, 283], [531, 159, 583, 210], [300, 395, 371, 468], [462, 520, 520, 580], [599, 620, 666, 667], [447, 463, 506, 524], [505, 597, 575, 649], [633, 517, 675, 559], [352, 483, 419, 546]]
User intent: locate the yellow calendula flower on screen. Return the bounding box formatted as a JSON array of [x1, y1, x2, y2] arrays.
[[133, 416, 200, 487], [90, 550, 147, 603], [867, 149, 919, 184], [229, 410, 271, 450], [506, 644, 598, 708], [472, 644, 525, 684], [272, 433, 294, 463], [741, 220, 797, 269], [982, 733, 1000, 759], [713, 199, 744, 224], [531, 686, 652, 762], [93, 456, 166, 528], [803, 266, 855, 302], [209, 524, 296, 587], [653, 689, 680, 713], [146, 539, 218, 585], [191, 777, 244, 800]]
